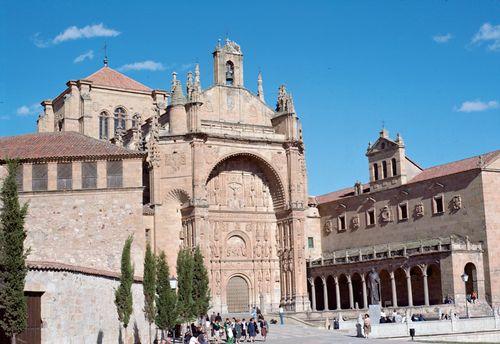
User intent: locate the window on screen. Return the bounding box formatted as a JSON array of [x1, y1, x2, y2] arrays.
[[32, 164, 48, 191], [338, 215, 346, 231], [373, 163, 379, 181], [15, 164, 23, 191], [107, 160, 123, 188], [367, 209, 376, 226], [82, 162, 97, 189], [57, 163, 72, 190], [391, 158, 397, 176], [99, 112, 108, 139], [433, 195, 444, 214], [399, 203, 408, 221], [225, 61, 234, 85], [307, 237, 314, 248], [382, 160, 388, 179], [113, 107, 126, 135]]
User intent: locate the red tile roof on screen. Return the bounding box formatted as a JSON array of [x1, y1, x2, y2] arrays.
[[27, 260, 143, 282], [315, 150, 500, 204], [408, 150, 500, 183], [0, 131, 145, 161], [84, 66, 152, 92]]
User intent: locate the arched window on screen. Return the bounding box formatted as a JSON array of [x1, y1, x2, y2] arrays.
[[99, 112, 108, 139], [225, 61, 234, 86], [373, 163, 379, 181], [391, 158, 397, 176], [382, 160, 388, 178], [114, 107, 126, 134]]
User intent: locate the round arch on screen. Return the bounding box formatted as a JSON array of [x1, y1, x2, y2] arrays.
[[464, 263, 478, 297], [226, 274, 252, 313], [314, 276, 325, 311], [427, 264, 442, 305], [410, 266, 425, 306], [205, 152, 286, 210]]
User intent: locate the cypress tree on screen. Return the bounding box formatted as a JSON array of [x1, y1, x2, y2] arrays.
[[0, 160, 29, 344], [155, 251, 177, 339], [176, 248, 194, 324], [115, 235, 134, 341], [143, 242, 156, 344], [192, 246, 210, 318]]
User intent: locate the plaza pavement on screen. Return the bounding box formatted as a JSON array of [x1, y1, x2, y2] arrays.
[[262, 324, 413, 343]]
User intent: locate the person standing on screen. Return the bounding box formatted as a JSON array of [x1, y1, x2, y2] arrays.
[[363, 314, 371, 339], [247, 318, 257, 343], [241, 318, 247, 343], [279, 304, 284, 325], [225, 319, 234, 344], [234, 319, 242, 344], [259, 317, 268, 341]]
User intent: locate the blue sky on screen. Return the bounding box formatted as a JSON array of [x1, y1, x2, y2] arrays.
[[1, 0, 499, 195]]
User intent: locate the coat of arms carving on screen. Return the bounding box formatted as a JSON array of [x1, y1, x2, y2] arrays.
[[451, 195, 462, 211]]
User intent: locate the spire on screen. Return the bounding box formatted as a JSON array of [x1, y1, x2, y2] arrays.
[[379, 127, 389, 139], [170, 72, 186, 106], [186, 71, 194, 98], [257, 71, 264, 102], [194, 63, 201, 92], [396, 132, 404, 146]]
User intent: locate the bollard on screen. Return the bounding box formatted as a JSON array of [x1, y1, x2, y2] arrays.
[[409, 328, 415, 341]]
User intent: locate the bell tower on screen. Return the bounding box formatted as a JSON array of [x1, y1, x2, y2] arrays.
[[213, 39, 244, 87]]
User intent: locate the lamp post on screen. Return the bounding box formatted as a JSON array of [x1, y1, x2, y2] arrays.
[[461, 273, 469, 318]]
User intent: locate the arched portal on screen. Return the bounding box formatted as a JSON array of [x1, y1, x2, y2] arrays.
[[464, 263, 478, 297], [394, 268, 408, 306], [227, 276, 250, 313], [338, 274, 350, 309], [380, 270, 392, 307], [351, 273, 364, 309], [314, 276, 325, 311], [410, 266, 425, 306], [326, 275, 336, 310], [205, 153, 288, 313], [427, 264, 442, 305]]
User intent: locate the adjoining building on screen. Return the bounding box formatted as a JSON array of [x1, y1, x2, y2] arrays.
[[0, 40, 499, 343], [306, 129, 500, 317]]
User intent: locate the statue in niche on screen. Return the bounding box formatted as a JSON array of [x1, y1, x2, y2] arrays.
[[324, 219, 334, 234], [451, 195, 462, 211], [415, 202, 424, 217], [351, 215, 360, 230], [380, 206, 392, 222], [210, 242, 220, 258], [227, 235, 247, 257], [367, 268, 381, 305], [215, 271, 221, 295]]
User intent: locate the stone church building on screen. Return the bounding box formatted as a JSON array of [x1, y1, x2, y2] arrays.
[[0, 40, 499, 343]]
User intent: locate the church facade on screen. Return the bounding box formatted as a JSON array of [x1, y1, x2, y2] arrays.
[[0, 40, 499, 343]]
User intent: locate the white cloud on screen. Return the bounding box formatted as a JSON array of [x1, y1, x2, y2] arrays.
[[433, 33, 452, 43], [117, 60, 165, 72], [53, 23, 120, 44], [471, 23, 500, 51], [456, 100, 499, 113], [34, 24, 120, 47], [74, 50, 94, 63], [179, 63, 195, 71], [16, 103, 42, 117]]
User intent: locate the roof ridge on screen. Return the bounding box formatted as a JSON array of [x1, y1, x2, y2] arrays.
[[84, 66, 152, 92], [420, 149, 500, 171]]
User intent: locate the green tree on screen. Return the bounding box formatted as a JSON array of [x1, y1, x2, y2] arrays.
[[0, 160, 29, 344], [115, 235, 134, 342], [155, 251, 177, 340], [176, 248, 194, 324], [143, 242, 156, 344], [192, 246, 210, 318]]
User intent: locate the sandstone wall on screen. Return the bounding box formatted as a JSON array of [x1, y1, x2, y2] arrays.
[[25, 270, 149, 344]]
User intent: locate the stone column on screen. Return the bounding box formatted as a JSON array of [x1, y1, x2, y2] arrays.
[[321, 276, 329, 310], [347, 275, 354, 309], [308, 278, 316, 311], [406, 269, 413, 307], [423, 271, 430, 306], [334, 276, 341, 310], [390, 270, 398, 307], [361, 274, 368, 309]]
